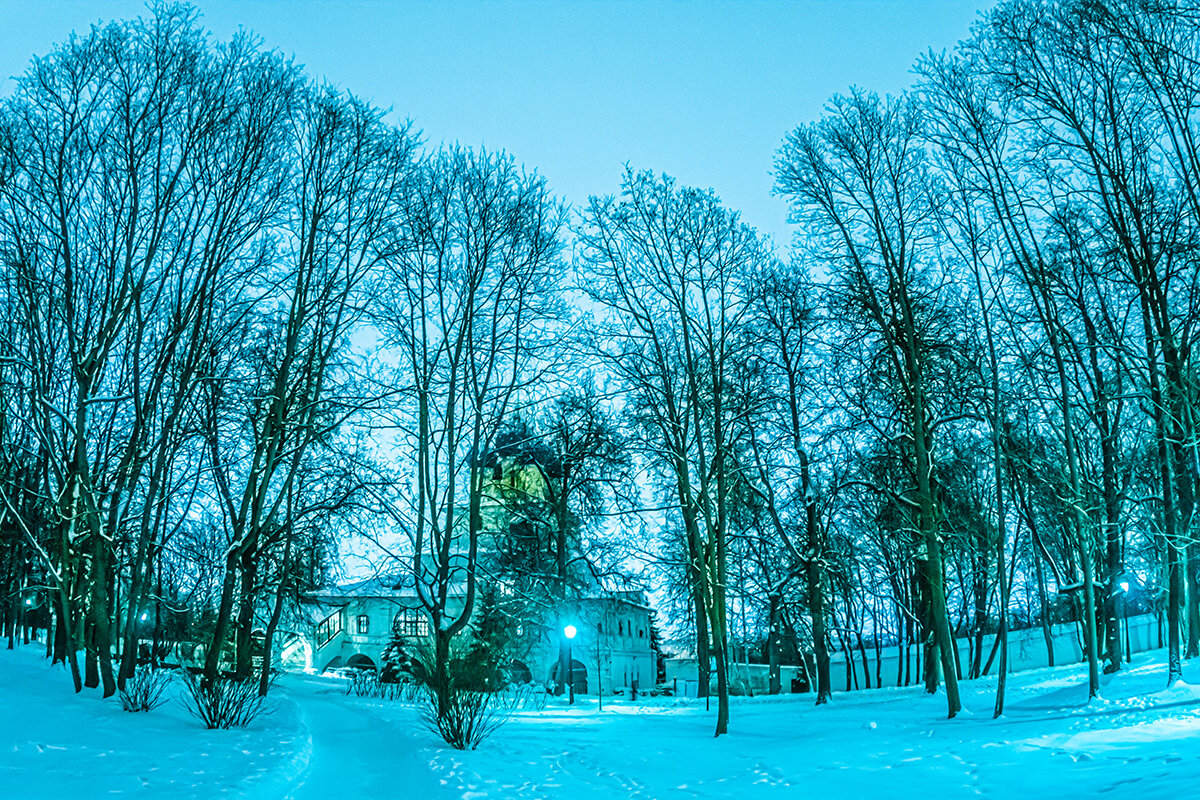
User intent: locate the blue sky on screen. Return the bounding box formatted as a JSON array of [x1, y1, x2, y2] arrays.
[[0, 1, 991, 249]]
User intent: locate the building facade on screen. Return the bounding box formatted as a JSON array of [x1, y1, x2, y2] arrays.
[[281, 452, 657, 695], [286, 577, 656, 696]]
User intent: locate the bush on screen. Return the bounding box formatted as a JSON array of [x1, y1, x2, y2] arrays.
[[178, 669, 272, 729], [408, 635, 512, 749], [345, 669, 420, 702], [385, 589, 513, 691], [495, 682, 548, 712], [390, 590, 518, 749], [118, 666, 172, 712], [380, 632, 419, 685], [419, 685, 507, 751]]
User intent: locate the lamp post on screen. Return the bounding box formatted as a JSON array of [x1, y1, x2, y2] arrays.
[[1119, 580, 1131, 662], [596, 622, 602, 712], [564, 624, 577, 704]]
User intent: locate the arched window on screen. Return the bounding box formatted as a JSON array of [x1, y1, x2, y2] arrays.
[[394, 608, 429, 638]]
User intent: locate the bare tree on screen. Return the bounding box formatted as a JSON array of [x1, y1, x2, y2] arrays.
[[777, 92, 964, 717], [373, 146, 564, 717], [202, 85, 414, 684], [485, 384, 631, 687], [742, 262, 833, 704], [579, 168, 767, 736], [978, 0, 1194, 686], [0, 8, 303, 696]]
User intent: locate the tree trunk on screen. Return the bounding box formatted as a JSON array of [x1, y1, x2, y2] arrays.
[[84, 620, 99, 689], [711, 628, 730, 736], [259, 577, 289, 697], [118, 534, 150, 689], [434, 626, 452, 717], [89, 535, 116, 698], [971, 530, 988, 680], [235, 546, 259, 679], [801, 451, 831, 705], [684, 514, 710, 699], [767, 593, 781, 695], [55, 591, 82, 692], [204, 550, 241, 683]]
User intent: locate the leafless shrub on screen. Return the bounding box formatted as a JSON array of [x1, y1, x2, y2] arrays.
[[345, 670, 419, 702], [419, 685, 508, 750], [178, 669, 272, 729], [495, 682, 548, 712], [118, 667, 172, 712]]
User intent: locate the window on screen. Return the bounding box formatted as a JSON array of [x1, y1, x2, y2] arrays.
[[394, 608, 429, 638], [317, 610, 342, 646], [356, 614, 370, 635], [619, 621, 624, 636]]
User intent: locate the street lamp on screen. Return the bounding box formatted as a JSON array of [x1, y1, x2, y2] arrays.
[[596, 622, 603, 712], [1119, 580, 1131, 662], [563, 624, 577, 704]]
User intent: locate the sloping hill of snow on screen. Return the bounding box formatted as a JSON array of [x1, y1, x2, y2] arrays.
[[3, 642, 1200, 798]]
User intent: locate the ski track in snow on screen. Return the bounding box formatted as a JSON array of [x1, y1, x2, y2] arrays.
[[4, 645, 1200, 798]]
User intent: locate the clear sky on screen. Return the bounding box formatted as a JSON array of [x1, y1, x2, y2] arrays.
[[0, 0, 991, 249]]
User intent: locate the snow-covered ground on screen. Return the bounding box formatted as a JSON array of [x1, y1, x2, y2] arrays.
[[4, 643, 1200, 798], [0, 646, 309, 798]]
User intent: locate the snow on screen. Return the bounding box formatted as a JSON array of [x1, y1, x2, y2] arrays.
[[0, 647, 309, 799], [285, 675, 445, 798], [3, 643, 1200, 798]]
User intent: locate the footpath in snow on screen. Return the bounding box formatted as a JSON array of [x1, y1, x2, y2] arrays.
[[3, 643, 1200, 798]]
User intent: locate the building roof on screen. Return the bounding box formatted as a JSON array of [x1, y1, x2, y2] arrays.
[[579, 587, 652, 611], [296, 600, 343, 625], [305, 572, 419, 603], [303, 571, 650, 612]]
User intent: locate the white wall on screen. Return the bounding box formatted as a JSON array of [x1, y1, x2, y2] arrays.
[[665, 613, 1163, 696], [839, 613, 1161, 690], [549, 602, 657, 695]]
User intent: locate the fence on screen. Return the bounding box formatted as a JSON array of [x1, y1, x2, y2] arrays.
[[664, 612, 1162, 696]]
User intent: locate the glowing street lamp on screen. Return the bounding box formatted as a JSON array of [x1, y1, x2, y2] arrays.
[[563, 624, 577, 704], [1118, 579, 1132, 661]]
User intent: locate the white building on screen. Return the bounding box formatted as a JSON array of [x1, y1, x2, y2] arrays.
[[286, 575, 657, 696], [279, 450, 658, 695]]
